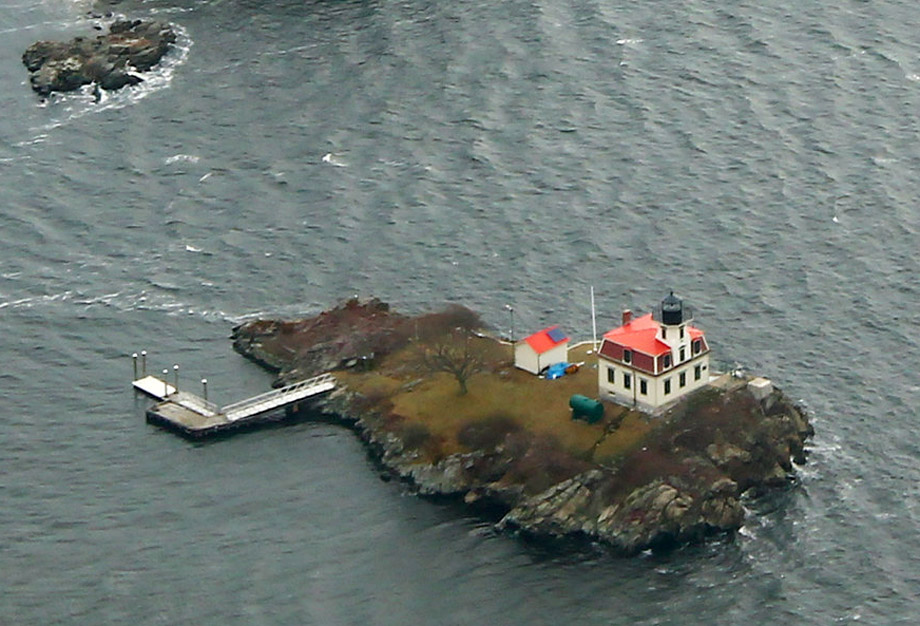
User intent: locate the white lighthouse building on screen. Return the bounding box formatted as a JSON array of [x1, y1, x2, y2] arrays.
[[596, 292, 711, 413]]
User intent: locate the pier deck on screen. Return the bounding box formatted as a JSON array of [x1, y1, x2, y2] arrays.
[[132, 375, 176, 399], [136, 373, 337, 439]]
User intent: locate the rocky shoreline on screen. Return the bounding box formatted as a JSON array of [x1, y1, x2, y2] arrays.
[[232, 298, 813, 554], [22, 18, 176, 97]]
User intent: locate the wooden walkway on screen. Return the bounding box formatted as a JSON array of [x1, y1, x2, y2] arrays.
[[133, 372, 337, 439]]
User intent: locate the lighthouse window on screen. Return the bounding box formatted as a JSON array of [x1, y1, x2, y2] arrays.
[[623, 350, 632, 364], [640, 379, 648, 395], [607, 367, 615, 384], [664, 378, 671, 395], [694, 364, 702, 381], [680, 327, 685, 339], [679, 347, 686, 362], [662, 328, 667, 340], [679, 372, 686, 388], [624, 373, 631, 390]]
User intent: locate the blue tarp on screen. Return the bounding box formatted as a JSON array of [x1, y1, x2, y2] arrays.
[[545, 362, 570, 380]]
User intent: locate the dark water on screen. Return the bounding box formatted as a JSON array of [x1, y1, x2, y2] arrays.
[[3, 0, 920, 622]]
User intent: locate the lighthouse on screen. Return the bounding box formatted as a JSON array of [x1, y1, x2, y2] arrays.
[[596, 292, 711, 413]]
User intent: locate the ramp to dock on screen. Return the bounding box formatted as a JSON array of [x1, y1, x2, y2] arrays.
[[223, 374, 337, 422]]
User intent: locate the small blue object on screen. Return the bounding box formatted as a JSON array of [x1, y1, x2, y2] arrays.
[[545, 362, 570, 379], [546, 327, 567, 343]]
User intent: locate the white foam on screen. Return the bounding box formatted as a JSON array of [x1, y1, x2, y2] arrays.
[[165, 154, 201, 165], [321, 153, 348, 167]]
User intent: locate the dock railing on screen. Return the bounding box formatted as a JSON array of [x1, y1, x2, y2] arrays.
[[222, 373, 337, 422]]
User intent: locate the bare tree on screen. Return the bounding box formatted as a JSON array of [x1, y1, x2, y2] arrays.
[[419, 331, 484, 395]]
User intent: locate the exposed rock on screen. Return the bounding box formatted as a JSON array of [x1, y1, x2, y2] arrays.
[[707, 440, 752, 466], [22, 19, 176, 97], [399, 454, 476, 496], [498, 470, 605, 537]]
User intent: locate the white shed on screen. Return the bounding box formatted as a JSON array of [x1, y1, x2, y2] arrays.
[[514, 326, 570, 375]]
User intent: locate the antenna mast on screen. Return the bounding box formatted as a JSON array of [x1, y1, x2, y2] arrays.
[[590, 286, 598, 350]]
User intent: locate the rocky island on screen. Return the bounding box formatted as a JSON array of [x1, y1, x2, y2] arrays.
[[22, 18, 176, 97], [231, 298, 813, 554]]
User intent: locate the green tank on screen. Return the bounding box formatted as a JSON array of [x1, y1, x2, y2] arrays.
[[569, 394, 604, 423]]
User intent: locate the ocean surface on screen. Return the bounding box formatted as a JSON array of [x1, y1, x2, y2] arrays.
[[2, 0, 920, 622]]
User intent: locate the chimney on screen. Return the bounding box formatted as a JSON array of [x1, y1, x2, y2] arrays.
[[622, 309, 632, 325]]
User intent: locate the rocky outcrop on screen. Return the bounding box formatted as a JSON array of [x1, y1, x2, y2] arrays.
[[232, 297, 482, 386], [22, 19, 176, 97], [496, 471, 745, 553], [233, 299, 814, 555]]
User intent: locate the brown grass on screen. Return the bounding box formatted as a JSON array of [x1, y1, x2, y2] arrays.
[[337, 341, 659, 466], [592, 410, 654, 465]]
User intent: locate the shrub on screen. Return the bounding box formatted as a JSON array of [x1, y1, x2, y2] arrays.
[[400, 422, 432, 451], [381, 412, 406, 431], [504, 433, 592, 495], [413, 305, 484, 341], [457, 413, 521, 450]]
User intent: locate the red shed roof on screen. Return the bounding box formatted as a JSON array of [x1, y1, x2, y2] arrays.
[[603, 313, 671, 356], [523, 325, 569, 355]]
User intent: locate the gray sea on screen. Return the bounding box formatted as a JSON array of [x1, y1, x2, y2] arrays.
[[3, 0, 920, 622]]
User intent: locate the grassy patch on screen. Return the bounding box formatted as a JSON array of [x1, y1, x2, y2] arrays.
[[338, 341, 608, 461], [592, 409, 654, 465]]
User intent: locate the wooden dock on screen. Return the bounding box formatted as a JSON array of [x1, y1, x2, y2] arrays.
[[133, 372, 337, 439]]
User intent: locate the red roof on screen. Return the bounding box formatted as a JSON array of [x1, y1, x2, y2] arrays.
[[603, 313, 671, 356], [523, 325, 569, 355], [603, 313, 707, 357]]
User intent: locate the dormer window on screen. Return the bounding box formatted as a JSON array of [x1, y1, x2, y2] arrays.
[[623, 349, 632, 364], [693, 339, 701, 354], [663, 354, 671, 368]]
